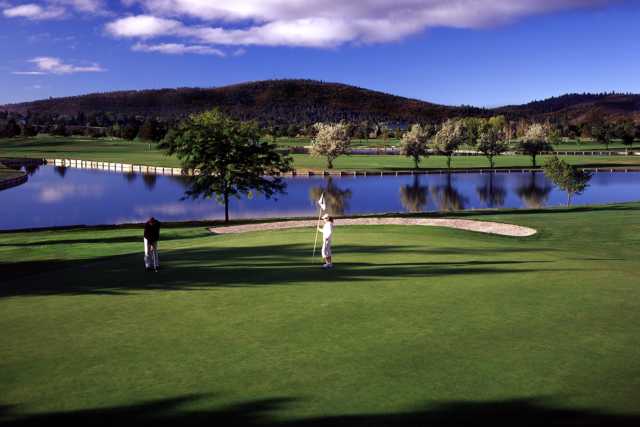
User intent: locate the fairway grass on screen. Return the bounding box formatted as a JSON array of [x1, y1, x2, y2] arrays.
[[1, 204, 640, 424], [2, 135, 640, 172]]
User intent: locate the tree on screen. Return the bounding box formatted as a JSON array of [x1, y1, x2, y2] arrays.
[[476, 121, 509, 169], [517, 123, 553, 167], [591, 123, 611, 149], [122, 122, 140, 141], [618, 121, 636, 152], [310, 122, 351, 169], [20, 123, 38, 137], [548, 127, 562, 145], [400, 124, 431, 169], [286, 124, 299, 138], [462, 117, 486, 147], [3, 119, 21, 137], [542, 156, 592, 206], [138, 118, 161, 142], [431, 119, 465, 170], [50, 123, 69, 137], [160, 109, 293, 223]]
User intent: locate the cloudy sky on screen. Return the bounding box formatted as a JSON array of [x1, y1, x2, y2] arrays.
[[1, 0, 638, 106]]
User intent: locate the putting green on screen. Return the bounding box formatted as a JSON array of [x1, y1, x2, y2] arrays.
[[1, 205, 639, 424]]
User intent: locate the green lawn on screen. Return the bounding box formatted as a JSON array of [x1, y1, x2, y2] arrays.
[[1, 204, 640, 424], [0, 135, 180, 168], [291, 153, 640, 171], [2, 136, 640, 172]]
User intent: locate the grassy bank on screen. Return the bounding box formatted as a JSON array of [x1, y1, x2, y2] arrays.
[[1, 135, 639, 171], [1, 204, 640, 424], [0, 163, 24, 181]]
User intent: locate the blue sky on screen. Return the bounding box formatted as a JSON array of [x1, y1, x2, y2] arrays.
[[1, 0, 639, 107]]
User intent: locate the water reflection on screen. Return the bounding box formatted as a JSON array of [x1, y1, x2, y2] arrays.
[[476, 173, 506, 208], [430, 174, 468, 212], [54, 166, 68, 178], [142, 173, 157, 191], [24, 164, 41, 176], [309, 177, 352, 215], [2, 166, 640, 230], [124, 171, 137, 183], [400, 175, 429, 212], [516, 172, 553, 209]]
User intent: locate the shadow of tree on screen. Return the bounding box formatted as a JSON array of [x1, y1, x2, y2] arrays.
[[1, 243, 557, 298], [1, 395, 639, 426], [0, 232, 210, 248]]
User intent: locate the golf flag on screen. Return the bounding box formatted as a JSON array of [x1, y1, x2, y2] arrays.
[[317, 193, 326, 211]]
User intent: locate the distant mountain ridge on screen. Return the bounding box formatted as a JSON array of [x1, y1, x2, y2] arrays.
[[2, 80, 639, 125]]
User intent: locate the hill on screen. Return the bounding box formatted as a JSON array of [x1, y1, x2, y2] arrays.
[[1, 80, 639, 126], [0, 79, 484, 125], [496, 93, 640, 123]]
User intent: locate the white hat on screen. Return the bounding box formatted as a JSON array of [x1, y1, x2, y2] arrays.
[[322, 213, 330, 220]]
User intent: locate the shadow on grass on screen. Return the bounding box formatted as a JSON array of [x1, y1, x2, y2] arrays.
[[1, 395, 639, 426], [1, 243, 556, 298], [0, 232, 210, 247]]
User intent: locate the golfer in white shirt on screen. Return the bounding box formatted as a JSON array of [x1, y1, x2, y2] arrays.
[[318, 214, 334, 268]]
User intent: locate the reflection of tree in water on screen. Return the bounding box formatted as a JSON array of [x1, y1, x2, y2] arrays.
[[476, 173, 506, 208], [124, 171, 137, 183], [309, 177, 352, 216], [400, 175, 429, 213], [430, 173, 468, 212], [516, 172, 553, 208], [24, 164, 40, 176], [54, 166, 68, 178], [142, 173, 157, 191]]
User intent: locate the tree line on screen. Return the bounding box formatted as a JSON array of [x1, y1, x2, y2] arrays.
[[308, 116, 639, 170]]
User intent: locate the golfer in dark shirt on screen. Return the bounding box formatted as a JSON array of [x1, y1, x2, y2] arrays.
[[144, 217, 161, 272]]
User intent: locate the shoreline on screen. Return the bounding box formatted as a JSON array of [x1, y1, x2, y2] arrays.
[[0, 202, 635, 234], [6, 157, 640, 177]]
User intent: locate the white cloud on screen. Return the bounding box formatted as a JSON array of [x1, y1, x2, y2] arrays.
[[13, 70, 48, 75], [108, 0, 615, 48], [3, 3, 65, 20], [2, 1, 107, 19], [132, 42, 225, 56], [13, 56, 105, 75], [105, 14, 182, 38]]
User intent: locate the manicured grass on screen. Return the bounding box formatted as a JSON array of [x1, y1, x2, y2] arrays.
[[1, 204, 640, 424], [0, 135, 179, 167], [275, 137, 402, 148], [292, 153, 640, 171], [2, 136, 640, 172]]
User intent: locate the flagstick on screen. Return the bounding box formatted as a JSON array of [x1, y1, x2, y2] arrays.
[[312, 207, 322, 261], [312, 193, 325, 262]]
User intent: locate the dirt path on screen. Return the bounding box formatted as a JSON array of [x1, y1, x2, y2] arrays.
[[209, 217, 537, 237]]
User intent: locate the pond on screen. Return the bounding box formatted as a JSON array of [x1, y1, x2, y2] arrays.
[[1, 164, 639, 230]]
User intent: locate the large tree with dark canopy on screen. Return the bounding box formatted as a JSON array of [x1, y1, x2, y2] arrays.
[[161, 109, 293, 222]]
